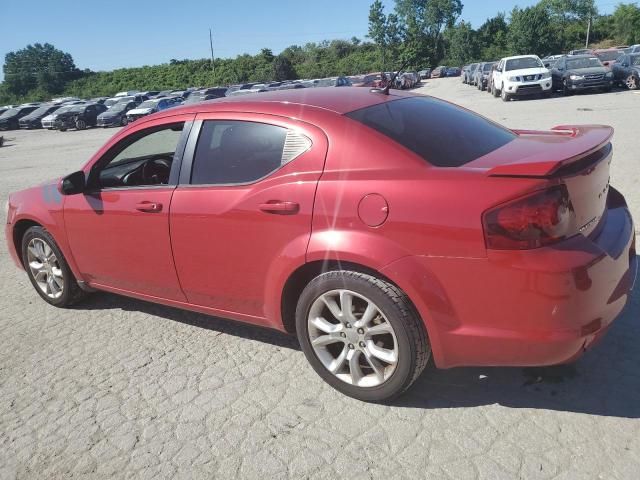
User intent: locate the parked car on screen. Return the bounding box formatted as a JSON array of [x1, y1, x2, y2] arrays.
[[5, 88, 635, 402], [55, 103, 107, 131], [473, 62, 496, 91], [351, 73, 383, 88], [569, 49, 593, 56], [0, 105, 38, 130], [624, 45, 640, 54], [592, 49, 624, 69], [462, 63, 478, 84], [418, 68, 431, 79], [103, 97, 123, 109], [551, 55, 613, 94], [115, 90, 140, 97], [126, 98, 175, 122], [445, 67, 461, 77], [41, 105, 77, 129], [315, 77, 352, 87], [431, 66, 447, 78], [18, 104, 61, 129], [612, 53, 640, 90], [492, 55, 552, 101], [97, 101, 139, 127]]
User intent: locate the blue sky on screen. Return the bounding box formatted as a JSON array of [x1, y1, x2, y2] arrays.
[[2, 0, 616, 81]]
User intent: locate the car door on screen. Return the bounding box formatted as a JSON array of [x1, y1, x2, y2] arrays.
[[169, 113, 328, 323], [64, 115, 194, 300]]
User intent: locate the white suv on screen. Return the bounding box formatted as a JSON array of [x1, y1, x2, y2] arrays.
[[491, 55, 552, 101]]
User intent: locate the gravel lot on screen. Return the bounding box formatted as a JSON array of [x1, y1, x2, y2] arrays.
[[0, 80, 638, 479]]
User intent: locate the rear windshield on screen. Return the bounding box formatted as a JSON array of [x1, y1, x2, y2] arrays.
[[346, 97, 516, 167]]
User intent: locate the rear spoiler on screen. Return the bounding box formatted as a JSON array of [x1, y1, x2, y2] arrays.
[[487, 125, 613, 177]]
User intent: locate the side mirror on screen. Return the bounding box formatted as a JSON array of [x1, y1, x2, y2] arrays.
[[59, 171, 86, 195]]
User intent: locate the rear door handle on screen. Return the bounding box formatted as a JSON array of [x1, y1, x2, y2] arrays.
[[135, 201, 163, 213], [259, 201, 299, 215]]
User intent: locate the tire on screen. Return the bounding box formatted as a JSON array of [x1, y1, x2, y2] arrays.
[[501, 85, 510, 102], [492, 83, 500, 97], [21, 226, 87, 307], [120, 116, 128, 127], [76, 119, 87, 130], [562, 80, 571, 96], [295, 271, 430, 402], [625, 74, 638, 90]]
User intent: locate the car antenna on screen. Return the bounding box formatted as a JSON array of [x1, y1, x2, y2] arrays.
[[371, 58, 412, 95]]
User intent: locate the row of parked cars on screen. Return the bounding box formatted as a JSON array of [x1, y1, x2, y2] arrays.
[[0, 71, 431, 132], [459, 44, 640, 101]]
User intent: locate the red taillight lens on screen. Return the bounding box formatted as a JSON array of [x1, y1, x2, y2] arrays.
[[483, 185, 574, 250]]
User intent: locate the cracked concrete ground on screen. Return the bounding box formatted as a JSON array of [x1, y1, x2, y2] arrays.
[[0, 80, 638, 479]]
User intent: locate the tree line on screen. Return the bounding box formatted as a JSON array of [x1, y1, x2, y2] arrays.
[[2, 1, 640, 104]]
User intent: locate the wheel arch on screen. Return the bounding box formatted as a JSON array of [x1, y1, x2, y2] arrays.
[[12, 218, 42, 268]]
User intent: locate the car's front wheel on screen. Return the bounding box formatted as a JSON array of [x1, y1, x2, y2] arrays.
[[501, 85, 511, 102], [21, 226, 87, 307], [625, 74, 638, 90], [295, 271, 430, 402]]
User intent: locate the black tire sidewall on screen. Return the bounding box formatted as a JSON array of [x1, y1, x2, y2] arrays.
[[295, 272, 418, 402], [21, 226, 76, 307]]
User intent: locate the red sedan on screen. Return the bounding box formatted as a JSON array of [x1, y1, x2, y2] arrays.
[[5, 88, 637, 401]]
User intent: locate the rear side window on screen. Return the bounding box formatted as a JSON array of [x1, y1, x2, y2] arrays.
[[346, 97, 515, 167], [191, 120, 311, 185]]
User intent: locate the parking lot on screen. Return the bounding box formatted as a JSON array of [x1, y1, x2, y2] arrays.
[[0, 79, 638, 479]]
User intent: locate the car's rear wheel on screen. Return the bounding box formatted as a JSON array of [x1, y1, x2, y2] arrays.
[[625, 74, 638, 90], [295, 271, 430, 402], [21, 226, 87, 307], [76, 119, 87, 130]]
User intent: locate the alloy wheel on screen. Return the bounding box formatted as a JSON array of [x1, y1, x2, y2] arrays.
[[307, 289, 398, 387], [626, 75, 638, 90], [26, 238, 64, 299]]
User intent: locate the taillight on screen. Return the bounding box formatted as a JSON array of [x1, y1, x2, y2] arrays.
[[483, 185, 574, 250]]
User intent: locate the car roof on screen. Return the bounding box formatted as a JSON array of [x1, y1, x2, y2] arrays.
[[161, 87, 414, 117]]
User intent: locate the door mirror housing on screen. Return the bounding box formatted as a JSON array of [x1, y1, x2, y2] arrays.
[[59, 171, 86, 195]]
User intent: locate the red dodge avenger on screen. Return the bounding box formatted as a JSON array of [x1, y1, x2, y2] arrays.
[[5, 88, 637, 401]]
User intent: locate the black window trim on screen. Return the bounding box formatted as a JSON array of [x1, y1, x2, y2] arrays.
[[85, 118, 194, 193], [178, 118, 312, 188]]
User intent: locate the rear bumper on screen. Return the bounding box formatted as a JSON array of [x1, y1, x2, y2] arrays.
[[383, 188, 636, 368]]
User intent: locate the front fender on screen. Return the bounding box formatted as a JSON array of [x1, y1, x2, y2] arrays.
[[8, 183, 84, 282]]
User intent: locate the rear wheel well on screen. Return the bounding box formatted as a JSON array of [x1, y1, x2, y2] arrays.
[[12, 220, 41, 267], [280, 260, 413, 335]]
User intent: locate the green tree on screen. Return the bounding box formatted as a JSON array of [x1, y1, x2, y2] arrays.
[[272, 55, 296, 81], [3, 43, 80, 96], [443, 21, 479, 65], [611, 3, 640, 45], [394, 0, 464, 67], [539, 0, 597, 50], [508, 5, 558, 56], [477, 14, 510, 60], [369, 0, 390, 68]]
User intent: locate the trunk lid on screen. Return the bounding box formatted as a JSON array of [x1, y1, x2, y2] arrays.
[[468, 125, 613, 238]]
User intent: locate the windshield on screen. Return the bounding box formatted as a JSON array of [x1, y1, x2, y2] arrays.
[[108, 102, 131, 113], [53, 106, 74, 115], [596, 51, 622, 61], [137, 101, 157, 109], [505, 57, 543, 71], [483, 63, 494, 72], [346, 97, 515, 167], [0, 108, 19, 118], [104, 98, 120, 107], [567, 57, 603, 69], [68, 105, 86, 113], [27, 105, 55, 117]]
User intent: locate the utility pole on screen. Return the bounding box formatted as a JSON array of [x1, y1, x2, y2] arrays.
[[585, 14, 592, 48], [209, 28, 215, 75]]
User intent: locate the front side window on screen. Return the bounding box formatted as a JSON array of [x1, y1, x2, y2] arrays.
[[96, 123, 184, 188], [190, 120, 311, 185], [346, 97, 516, 167]]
